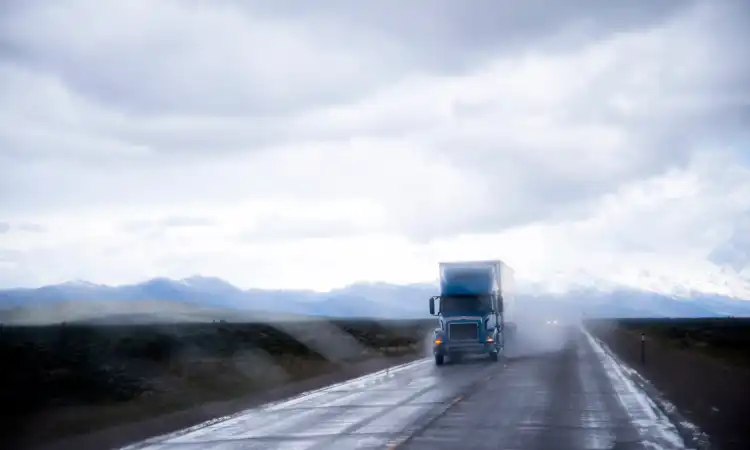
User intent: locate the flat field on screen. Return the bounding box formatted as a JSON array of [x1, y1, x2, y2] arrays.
[[586, 317, 750, 450], [0, 318, 436, 449]]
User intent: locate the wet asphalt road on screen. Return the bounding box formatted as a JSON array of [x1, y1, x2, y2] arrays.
[[124, 327, 686, 450]]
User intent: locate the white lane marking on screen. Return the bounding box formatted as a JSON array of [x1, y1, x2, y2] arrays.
[[122, 358, 431, 449], [352, 405, 428, 435], [583, 329, 685, 449], [264, 358, 431, 411], [576, 342, 616, 449]]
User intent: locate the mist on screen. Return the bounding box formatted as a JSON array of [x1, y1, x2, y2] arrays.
[[507, 298, 584, 357]]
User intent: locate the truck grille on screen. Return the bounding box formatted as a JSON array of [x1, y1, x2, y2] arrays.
[[449, 323, 478, 341]]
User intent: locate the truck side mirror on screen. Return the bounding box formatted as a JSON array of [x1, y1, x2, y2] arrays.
[[429, 297, 435, 315]]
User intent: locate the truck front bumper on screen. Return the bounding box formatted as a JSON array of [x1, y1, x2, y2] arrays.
[[434, 341, 498, 356]]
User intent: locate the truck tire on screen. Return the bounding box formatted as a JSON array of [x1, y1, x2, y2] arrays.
[[435, 354, 444, 366]]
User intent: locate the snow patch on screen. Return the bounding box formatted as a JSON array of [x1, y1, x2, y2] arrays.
[[584, 329, 687, 449], [520, 259, 750, 300], [121, 358, 430, 449]]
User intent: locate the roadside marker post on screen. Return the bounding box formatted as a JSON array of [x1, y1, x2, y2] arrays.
[[640, 333, 646, 364]]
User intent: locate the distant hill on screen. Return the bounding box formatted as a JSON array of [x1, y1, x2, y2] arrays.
[[0, 297, 311, 326], [0, 277, 429, 324], [1, 275, 750, 325]]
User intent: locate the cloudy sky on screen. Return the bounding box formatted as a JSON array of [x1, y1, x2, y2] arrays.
[[1, 0, 749, 291]]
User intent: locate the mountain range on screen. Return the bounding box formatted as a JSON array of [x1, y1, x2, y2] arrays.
[[1, 273, 750, 325], [4, 212, 750, 324]]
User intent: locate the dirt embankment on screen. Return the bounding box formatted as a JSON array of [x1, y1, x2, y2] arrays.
[[0, 318, 435, 450], [587, 319, 750, 450]]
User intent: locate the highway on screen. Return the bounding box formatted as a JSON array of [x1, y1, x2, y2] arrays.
[[123, 326, 687, 450]]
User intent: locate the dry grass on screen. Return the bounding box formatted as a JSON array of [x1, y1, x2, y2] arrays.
[[587, 318, 750, 450], [1, 318, 434, 448]]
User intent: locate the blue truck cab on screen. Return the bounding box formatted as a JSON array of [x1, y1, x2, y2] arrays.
[[429, 260, 516, 365]]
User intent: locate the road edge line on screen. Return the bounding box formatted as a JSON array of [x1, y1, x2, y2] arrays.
[[582, 327, 711, 450], [122, 357, 430, 449]]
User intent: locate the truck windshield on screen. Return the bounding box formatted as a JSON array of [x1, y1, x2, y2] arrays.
[[440, 295, 491, 314]]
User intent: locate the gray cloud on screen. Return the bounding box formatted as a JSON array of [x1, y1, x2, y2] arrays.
[[240, 217, 376, 242], [0, 0, 706, 145], [122, 216, 215, 232], [159, 216, 214, 228], [239, 0, 693, 66], [0, 248, 21, 261], [0, 0, 403, 117], [18, 223, 46, 233], [0, 0, 748, 243]]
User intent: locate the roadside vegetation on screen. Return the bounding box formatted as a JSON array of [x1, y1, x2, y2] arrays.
[[586, 317, 750, 450], [590, 317, 750, 367], [0, 318, 435, 448]]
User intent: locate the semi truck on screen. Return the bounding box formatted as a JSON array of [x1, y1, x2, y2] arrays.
[[429, 260, 516, 365]]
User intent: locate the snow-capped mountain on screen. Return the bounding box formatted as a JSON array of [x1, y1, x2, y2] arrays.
[[1, 269, 750, 325], [4, 222, 750, 324], [519, 259, 750, 301], [0, 276, 422, 323]]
